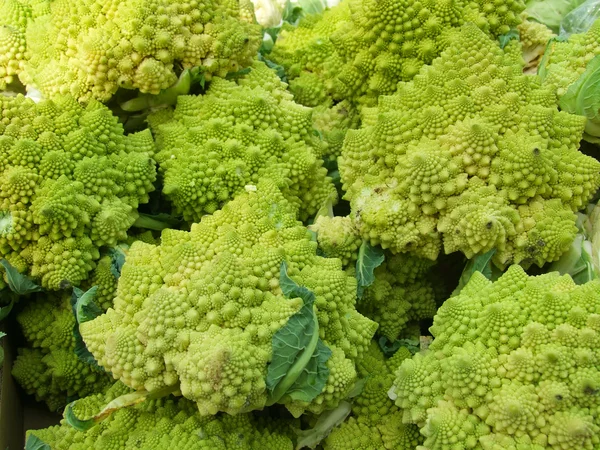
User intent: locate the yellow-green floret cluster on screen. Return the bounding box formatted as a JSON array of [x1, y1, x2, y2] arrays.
[[323, 342, 422, 449], [11, 292, 112, 410], [19, 0, 262, 102], [390, 266, 600, 450], [360, 253, 437, 342], [149, 61, 336, 223], [80, 181, 378, 417], [0, 0, 49, 89], [0, 95, 156, 289], [539, 19, 600, 99], [28, 382, 296, 450], [339, 24, 600, 267], [269, 0, 525, 109]]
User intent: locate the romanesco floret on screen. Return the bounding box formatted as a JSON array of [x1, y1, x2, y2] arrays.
[[0, 95, 156, 289], [310, 215, 362, 266], [390, 265, 600, 450], [324, 342, 422, 449], [339, 24, 600, 268], [11, 292, 112, 410], [517, 15, 554, 72], [539, 19, 600, 98], [269, 0, 525, 108], [28, 382, 295, 449], [19, 0, 262, 102], [80, 181, 377, 417], [360, 253, 436, 342], [0, 0, 49, 89], [149, 61, 336, 223], [538, 18, 600, 139]]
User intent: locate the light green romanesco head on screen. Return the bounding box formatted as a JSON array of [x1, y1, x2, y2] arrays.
[[11, 292, 112, 410], [80, 180, 378, 418], [19, 0, 262, 102], [269, 0, 525, 109], [27, 382, 296, 449], [149, 61, 337, 223], [390, 265, 600, 450], [339, 23, 600, 268], [0, 95, 156, 289]]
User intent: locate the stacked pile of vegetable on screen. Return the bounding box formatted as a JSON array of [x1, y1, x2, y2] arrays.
[[1, 0, 600, 449]]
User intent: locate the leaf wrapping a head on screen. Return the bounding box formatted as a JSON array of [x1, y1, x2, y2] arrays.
[[266, 262, 331, 407], [0, 259, 42, 295], [355, 241, 385, 298]]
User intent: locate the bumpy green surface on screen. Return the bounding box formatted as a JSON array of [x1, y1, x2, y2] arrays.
[[339, 24, 600, 267], [150, 61, 336, 223], [28, 382, 296, 449], [0, 0, 49, 89], [324, 342, 421, 450], [80, 181, 377, 417], [360, 253, 436, 342], [540, 19, 600, 98], [11, 293, 112, 410], [391, 266, 600, 450], [269, 0, 525, 108], [0, 95, 156, 289], [20, 0, 262, 102]]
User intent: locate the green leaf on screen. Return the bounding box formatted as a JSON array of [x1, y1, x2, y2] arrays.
[[559, 54, 600, 138], [294, 401, 352, 450], [24, 435, 51, 450], [525, 0, 587, 33], [0, 259, 42, 295], [499, 28, 519, 48], [72, 286, 101, 324], [378, 336, 420, 357], [133, 213, 183, 231], [355, 241, 385, 299], [70, 286, 104, 369], [107, 246, 127, 279], [452, 249, 497, 296], [225, 67, 252, 81], [266, 262, 331, 406], [65, 384, 178, 432], [0, 297, 14, 320]]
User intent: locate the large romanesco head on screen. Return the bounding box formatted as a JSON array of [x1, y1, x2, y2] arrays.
[[80, 181, 377, 417], [28, 382, 296, 449], [0, 95, 156, 289], [18, 0, 262, 102], [339, 24, 600, 268], [11, 292, 112, 410], [269, 0, 525, 109], [149, 61, 337, 223], [390, 265, 600, 450]]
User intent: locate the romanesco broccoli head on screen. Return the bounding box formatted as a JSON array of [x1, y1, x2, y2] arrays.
[[0, 95, 156, 289], [390, 265, 600, 449], [19, 0, 262, 102], [339, 24, 600, 268], [150, 61, 337, 223], [80, 181, 377, 417], [269, 0, 525, 108], [11, 292, 112, 410]]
